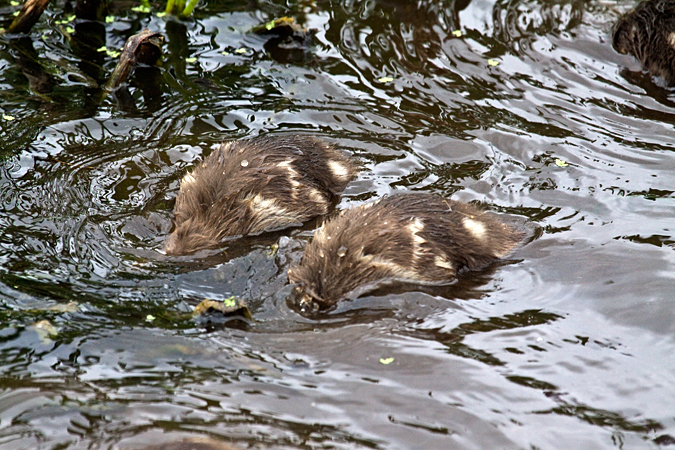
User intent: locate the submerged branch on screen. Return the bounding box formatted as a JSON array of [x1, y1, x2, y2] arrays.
[[5, 0, 51, 34], [102, 28, 164, 94]]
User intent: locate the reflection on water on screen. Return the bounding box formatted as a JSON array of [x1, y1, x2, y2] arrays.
[[1, 0, 675, 448]]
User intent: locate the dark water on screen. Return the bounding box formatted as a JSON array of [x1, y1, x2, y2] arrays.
[[1, 0, 675, 448]]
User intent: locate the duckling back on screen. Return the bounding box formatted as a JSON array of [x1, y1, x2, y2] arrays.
[[166, 135, 357, 255], [288, 193, 526, 308], [613, 0, 675, 85]]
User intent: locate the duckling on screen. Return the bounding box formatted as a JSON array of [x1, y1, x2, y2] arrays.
[[613, 0, 675, 85], [288, 193, 526, 309], [128, 438, 242, 450], [165, 135, 357, 255]]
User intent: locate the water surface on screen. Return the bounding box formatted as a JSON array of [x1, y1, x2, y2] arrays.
[[1, 0, 674, 448]]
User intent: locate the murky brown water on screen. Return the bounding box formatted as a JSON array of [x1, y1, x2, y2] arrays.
[[1, 0, 675, 449]]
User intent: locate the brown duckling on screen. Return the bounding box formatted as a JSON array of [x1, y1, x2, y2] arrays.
[[166, 135, 357, 255], [127, 438, 242, 450], [613, 0, 675, 85], [288, 193, 526, 309]]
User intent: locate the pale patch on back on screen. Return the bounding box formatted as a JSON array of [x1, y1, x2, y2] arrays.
[[251, 194, 279, 213], [669, 31, 675, 49], [462, 217, 487, 241], [249, 194, 296, 230], [277, 159, 296, 174], [308, 188, 328, 205], [434, 255, 454, 271], [277, 159, 301, 192], [327, 160, 351, 182], [407, 218, 426, 261]]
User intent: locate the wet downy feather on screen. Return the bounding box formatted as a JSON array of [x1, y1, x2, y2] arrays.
[[166, 135, 357, 255], [613, 0, 675, 85], [288, 193, 527, 308]]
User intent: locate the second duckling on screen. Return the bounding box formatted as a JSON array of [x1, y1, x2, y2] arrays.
[[613, 0, 675, 85], [166, 135, 357, 255], [288, 193, 526, 308]]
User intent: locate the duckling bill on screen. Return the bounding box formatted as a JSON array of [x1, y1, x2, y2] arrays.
[[288, 194, 526, 308], [166, 135, 357, 255], [613, 0, 675, 85]]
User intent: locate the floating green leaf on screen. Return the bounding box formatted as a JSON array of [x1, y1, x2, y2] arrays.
[[13, 10, 20, 16], [193, 297, 251, 319], [379, 357, 395, 365], [10, 1, 19, 6], [221, 51, 230, 56], [99, 46, 121, 57], [452, 30, 462, 37], [264, 19, 275, 30], [131, 5, 151, 13], [66, 26, 75, 33], [3, 115, 15, 121], [378, 76, 393, 83], [488, 59, 499, 67], [55, 14, 76, 24], [156, 11, 167, 17], [146, 314, 156, 322], [266, 243, 279, 258], [555, 158, 569, 167], [185, 57, 197, 63], [234, 48, 247, 54], [105, 15, 115, 23]]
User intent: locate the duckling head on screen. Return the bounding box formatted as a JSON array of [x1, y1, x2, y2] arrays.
[[165, 217, 224, 256], [287, 214, 410, 309]]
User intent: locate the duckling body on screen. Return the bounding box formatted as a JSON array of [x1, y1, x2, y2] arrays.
[[613, 0, 675, 85], [128, 438, 239, 450], [166, 135, 357, 255], [288, 194, 526, 308], [129, 438, 242, 450]]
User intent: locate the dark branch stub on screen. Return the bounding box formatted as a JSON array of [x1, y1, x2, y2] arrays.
[[103, 28, 164, 93], [6, 0, 52, 34]]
